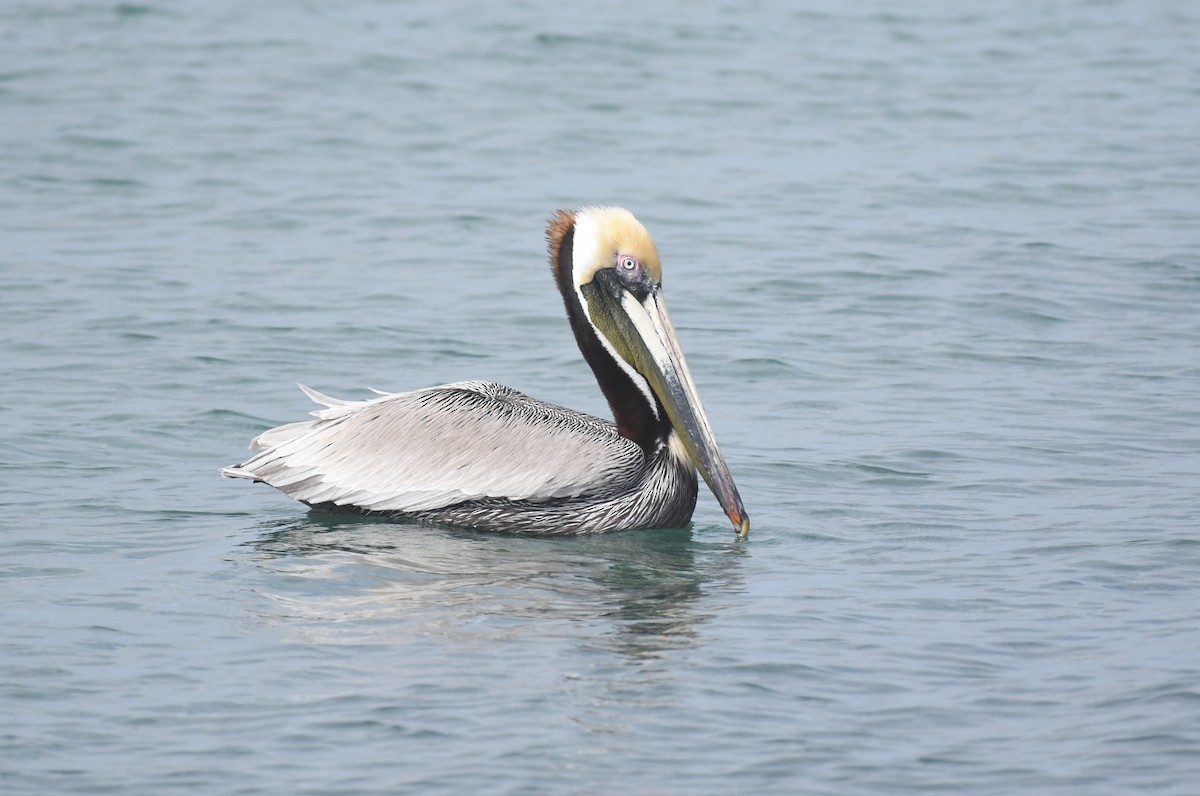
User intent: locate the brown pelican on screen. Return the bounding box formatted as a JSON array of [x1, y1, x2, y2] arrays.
[[222, 207, 749, 537]]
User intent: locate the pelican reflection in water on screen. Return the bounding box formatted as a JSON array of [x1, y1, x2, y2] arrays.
[[222, 208, 748, 537]]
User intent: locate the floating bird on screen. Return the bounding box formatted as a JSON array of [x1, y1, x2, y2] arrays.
[[222, 207, 749, 537]]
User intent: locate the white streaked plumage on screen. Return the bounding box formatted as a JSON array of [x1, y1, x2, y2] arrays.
[[222, 381, 644, 514]]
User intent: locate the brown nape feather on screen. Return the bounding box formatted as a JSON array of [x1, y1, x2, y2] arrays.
[[547, 209, 577, 305], [545, 210, 665, 454], [545, 209, 576, 269]]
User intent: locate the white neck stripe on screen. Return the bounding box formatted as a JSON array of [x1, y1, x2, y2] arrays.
[[572, 210, 660, 420]]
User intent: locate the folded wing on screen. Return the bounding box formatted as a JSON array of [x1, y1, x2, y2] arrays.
[[221, 382, 644, 513]]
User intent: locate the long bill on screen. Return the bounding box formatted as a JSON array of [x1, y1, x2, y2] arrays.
[[587, 282, 750, 537]]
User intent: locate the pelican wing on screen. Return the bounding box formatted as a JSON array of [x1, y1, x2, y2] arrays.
[[221, 382, 644, 512]]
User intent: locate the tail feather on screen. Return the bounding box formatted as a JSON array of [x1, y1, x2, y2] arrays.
[[249, 420, 315, 450], [220, 464, 257, 480], [298, 383, 350, 409]]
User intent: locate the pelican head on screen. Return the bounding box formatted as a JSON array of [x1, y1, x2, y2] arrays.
[[549, 207, 749, 537]]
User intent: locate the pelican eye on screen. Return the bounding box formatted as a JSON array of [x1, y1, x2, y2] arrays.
[[609, 253, 653, 298]]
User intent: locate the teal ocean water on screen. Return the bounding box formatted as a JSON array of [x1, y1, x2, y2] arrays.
[[3, 1, 1199, 793]]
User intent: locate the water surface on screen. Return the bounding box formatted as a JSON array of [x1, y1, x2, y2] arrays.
[[3, 1, 1199, 793]]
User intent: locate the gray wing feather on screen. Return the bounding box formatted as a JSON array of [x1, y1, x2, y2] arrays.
[[222, 382, 643, 512]]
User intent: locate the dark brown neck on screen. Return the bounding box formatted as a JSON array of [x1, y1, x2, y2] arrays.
[[547, 211, 665, 454]]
